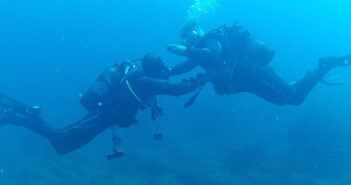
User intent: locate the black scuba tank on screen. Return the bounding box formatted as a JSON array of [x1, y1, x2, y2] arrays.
[[203, 25, 275, 67], [232, 26, 275, 66], [80, 64, 125, 112]]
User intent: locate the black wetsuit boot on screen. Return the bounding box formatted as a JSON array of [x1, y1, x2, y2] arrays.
[[290, 67, 329, 105], [291, 55, 351, 104], [0, 92, 40, 127], [0, 93, 59, 149]]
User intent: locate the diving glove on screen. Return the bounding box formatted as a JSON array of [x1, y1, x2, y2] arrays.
[[193, 72, 208, 86], [167, 44, 188, 56]]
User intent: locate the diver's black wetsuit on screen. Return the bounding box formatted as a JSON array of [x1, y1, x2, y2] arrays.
[[0, 70, 203, 154], [170, 31, 332, 106]]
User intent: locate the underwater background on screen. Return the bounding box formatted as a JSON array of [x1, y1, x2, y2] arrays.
[[1, 0, 351, 184]]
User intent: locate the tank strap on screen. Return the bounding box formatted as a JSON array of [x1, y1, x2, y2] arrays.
[[124, 63, 164, 121], [202, 25, 241, 94], [124, 64, 151, 109]]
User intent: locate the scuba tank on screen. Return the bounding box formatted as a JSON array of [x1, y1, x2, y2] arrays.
[[203, 24, 275, 67], [199, 24, 276, 95], [227, 24, 275, 66], [236, 27, 276, 66], [80, 63, 125, 112]]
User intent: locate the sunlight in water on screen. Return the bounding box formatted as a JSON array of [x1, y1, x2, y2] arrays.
[[188, 0, 219, 19]]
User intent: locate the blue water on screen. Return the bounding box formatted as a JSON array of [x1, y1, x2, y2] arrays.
[[1, 0, 351, 184]]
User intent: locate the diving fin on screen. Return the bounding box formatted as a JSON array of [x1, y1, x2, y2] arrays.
[[0, 92, 40, 117], [321, 74, 347, 86], [0, 93, 41, 127]]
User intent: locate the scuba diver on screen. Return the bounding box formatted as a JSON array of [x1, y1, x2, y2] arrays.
[[0, 53, 206, 158], [168, 20, 351, 106]]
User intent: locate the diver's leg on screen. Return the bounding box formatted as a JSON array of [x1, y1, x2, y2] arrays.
[[243, 55, 351, 106], [1, 110, 114, 154], [243, 65, 327, 105], [0, 93, 115, 154], [51, 112, 115, 154], [288, 68, 327, 105], [0, 93, 52, 138], [241, 65, 296, 105], [0, 93, 65, 151], [287, 55, 351, 104]]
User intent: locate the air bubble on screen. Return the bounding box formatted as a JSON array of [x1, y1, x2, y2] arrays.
[[188, 0, 219, 19]]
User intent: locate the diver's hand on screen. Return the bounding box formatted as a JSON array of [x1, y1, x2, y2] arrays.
[[193, 72, 210, 86], [204, 68, 217, 82], [167, 44, 188, 56], [195, 73, 206, 85], [183, 73, 206, 87]]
